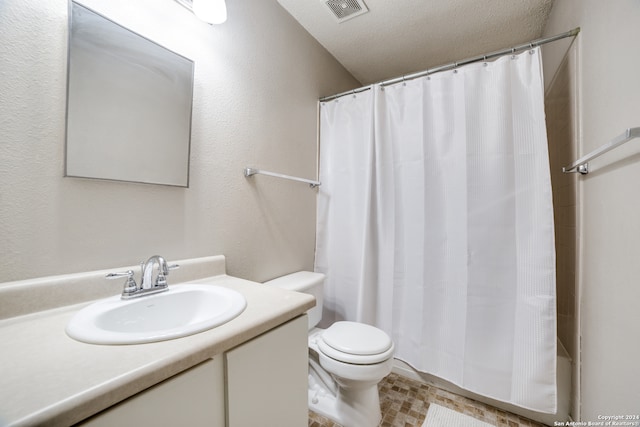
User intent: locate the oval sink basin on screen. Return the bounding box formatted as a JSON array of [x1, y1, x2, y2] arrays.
[[66, 284, 246, 345]]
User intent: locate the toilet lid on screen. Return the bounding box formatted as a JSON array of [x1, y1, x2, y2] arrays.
[[319, 321, 394, 364]]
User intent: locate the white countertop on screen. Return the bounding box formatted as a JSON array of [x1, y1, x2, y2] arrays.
[[0, 258, 314, 427]]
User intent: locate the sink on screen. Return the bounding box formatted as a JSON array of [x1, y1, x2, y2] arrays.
[[66, 284, 246, 344]]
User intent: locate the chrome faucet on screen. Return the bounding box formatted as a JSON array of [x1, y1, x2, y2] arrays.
[[106, 255, 179, 299], [141, 255, 169, 290]]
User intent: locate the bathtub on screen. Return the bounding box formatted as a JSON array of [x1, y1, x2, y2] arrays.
[[392, 339, 572, 426]]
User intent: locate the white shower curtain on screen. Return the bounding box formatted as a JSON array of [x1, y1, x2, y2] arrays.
[[315, 48, 557, 413]]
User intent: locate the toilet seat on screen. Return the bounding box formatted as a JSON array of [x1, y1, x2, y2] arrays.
[[318, 321, 394, 365]]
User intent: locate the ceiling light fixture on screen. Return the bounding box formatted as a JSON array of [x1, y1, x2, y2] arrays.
[[193, 0, 227, 24]]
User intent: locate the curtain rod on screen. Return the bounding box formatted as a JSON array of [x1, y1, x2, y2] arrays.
[[319, 27, 580, 102]]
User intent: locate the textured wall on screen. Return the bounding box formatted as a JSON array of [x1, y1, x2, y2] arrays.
[[543, 0, 640, 419], [0, 0, 358, 283]]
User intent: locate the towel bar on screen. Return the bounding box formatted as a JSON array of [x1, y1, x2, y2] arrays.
[[563, 127, 640, 174], [244, 168, 321, 188]]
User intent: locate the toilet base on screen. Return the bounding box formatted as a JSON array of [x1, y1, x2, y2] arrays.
[[306, 328, 393, 427], [308, 369, 383, 427]]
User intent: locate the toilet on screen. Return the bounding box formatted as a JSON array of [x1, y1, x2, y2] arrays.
[[265, 271, 394, 427]]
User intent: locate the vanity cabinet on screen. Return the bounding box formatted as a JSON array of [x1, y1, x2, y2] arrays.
[[77, 357, 225, 427], [226, 315, 308, 427], [76, 315, 308, 427]]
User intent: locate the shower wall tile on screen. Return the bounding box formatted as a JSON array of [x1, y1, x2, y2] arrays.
[[544, 41, 578, 362]]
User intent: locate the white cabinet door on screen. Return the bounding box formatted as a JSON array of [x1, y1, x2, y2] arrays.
[[78, 357, 225, 427], [226, 315, 308, 427]]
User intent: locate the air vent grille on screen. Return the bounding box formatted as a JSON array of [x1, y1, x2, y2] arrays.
[[324, 0, 369, 22]]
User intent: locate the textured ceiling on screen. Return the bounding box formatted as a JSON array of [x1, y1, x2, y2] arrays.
[[277, 0, 555, 85]]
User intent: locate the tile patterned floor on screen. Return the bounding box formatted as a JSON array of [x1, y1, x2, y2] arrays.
[[308, 372, 547, 427]]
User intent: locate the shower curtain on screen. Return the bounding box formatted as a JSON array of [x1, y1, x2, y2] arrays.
[[315, 48, 557, 413]]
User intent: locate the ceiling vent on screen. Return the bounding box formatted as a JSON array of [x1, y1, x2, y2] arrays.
[[323, 0, 369, 23]]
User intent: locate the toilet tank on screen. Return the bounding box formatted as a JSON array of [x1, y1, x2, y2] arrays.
[[264, 271, 324, 330]]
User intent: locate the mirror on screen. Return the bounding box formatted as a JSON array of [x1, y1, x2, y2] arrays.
[[65, 2, 194, 187]]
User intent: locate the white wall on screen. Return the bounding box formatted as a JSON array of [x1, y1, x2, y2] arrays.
[[543, 0, 640, 419], [0, 0, 358, 283]]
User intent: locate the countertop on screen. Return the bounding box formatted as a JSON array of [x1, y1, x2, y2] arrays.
[[0, 257, 315, 427]]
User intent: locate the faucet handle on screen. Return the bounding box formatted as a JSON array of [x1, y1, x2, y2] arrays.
[[156, 264, 179, 288], [106, 270, 138, 296]]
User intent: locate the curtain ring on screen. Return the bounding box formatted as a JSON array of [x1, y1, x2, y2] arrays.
[[352, 89, 356, 98], [402, 75, 406, 86], [483, 55, 488, 67]]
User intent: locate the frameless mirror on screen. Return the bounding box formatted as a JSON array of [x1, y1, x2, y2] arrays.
[[65, 2, 194, 187]]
